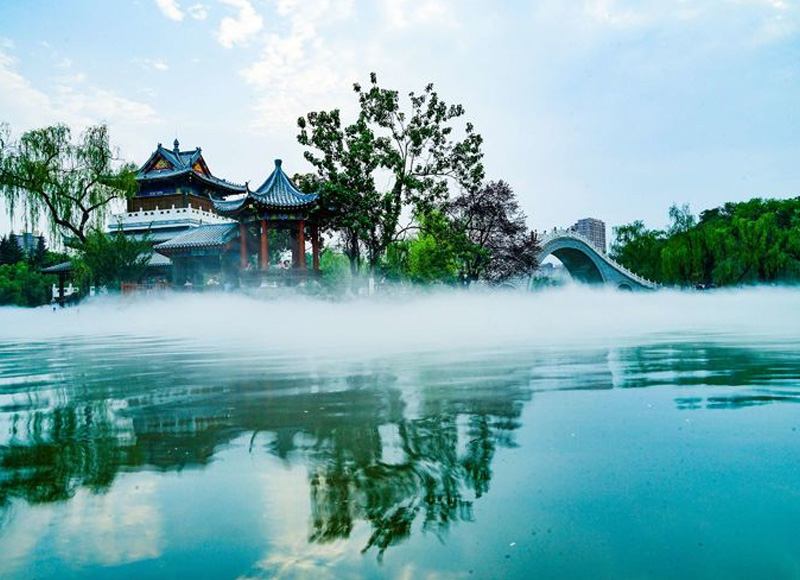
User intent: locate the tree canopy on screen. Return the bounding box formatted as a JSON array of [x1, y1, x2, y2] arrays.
[[298, 73, 484, 275], [73, 229, 152, 288], [0, 123, 138, 244], [447, 180, 541, 284], [611, 198, 800, 286]]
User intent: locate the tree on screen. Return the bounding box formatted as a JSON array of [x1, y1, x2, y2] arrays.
[[0, 234, 23, 265], [447, 181, 540, 284], [404, 211, 461, 284], [297, 112, 381, 277], [73, 229, 151, 288], [667, 203, 696, 235], [0, 123, 138, 245], [298, 73, 484, 276], [0, 261, 54, 306], [611, 197, 800, 287], [610, 221, 666, 282]]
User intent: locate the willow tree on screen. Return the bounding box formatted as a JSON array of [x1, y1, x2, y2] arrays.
[[0, 123, 137, 244]]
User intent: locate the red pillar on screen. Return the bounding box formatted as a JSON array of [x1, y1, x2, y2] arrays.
[[259, 219, 269, 271], [298, 220, 306, 270], [239, 222, 247, 270], [312, 225, 320, 271]]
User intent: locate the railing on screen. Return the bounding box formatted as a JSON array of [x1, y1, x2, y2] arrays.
[[120, 282, 171, 294], [239, 269, 323, 287], [110, 204, 233, 229], [539, 228, 659, 288]]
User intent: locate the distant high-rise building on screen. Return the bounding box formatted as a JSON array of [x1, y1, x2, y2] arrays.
[[572, 218, 606, 254], [11, 233, 44, 257]]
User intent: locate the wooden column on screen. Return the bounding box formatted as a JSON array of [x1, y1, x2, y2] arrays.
[[298, 220, 306, 270], [259, 219, 269, 271], [312, 225, 320, 271], [239, 222, 247, 269]]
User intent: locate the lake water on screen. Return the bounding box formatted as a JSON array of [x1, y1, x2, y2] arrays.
[[1, 289, 799, 579]]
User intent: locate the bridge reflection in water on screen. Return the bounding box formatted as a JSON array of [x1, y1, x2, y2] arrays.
[[538, 229, 659, 290]]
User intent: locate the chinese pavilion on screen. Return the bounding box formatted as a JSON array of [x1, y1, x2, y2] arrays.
[[112, 140, 321, 287], [212, 159, 321, 274]]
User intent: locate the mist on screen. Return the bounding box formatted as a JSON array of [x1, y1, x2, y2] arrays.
[[1, 287, 798, 360]]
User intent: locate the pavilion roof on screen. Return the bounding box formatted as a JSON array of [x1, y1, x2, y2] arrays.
[[137, 140, 246, 194], [153, 223, 238, 255], [41, 261, 73, 274], [212, 159, 318, 216]]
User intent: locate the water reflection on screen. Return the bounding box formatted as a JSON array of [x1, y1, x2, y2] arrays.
[[0, 339, 534, 560], [1, 336, 799, 570]]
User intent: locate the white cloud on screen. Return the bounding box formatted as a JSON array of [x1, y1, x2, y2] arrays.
[[138, 87, 159, 98], [216, 0, 263, 48], [239, 0, 357, 129], [0, 37, 13, 50], [134, 58, 170, 71], [188, 3, 208, 20], [0, 48, 159, 142], [384, 0, 456, 30], [54, 72, 88, 85], [56, 57, 74, 69], [154, 0, 184, 21]]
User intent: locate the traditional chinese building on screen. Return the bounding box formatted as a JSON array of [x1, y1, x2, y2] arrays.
[[111, 140, 321, 287]]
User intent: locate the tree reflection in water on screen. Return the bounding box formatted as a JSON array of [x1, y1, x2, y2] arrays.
[[302, 363, 532, 558], [4, 339, 792, 559], [0, 339, 532, 559]]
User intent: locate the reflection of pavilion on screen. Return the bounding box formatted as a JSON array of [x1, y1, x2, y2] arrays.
[[113, 140, 320, 286]]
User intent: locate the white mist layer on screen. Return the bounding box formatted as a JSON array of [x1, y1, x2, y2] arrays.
[[0, 287, 798, 357]]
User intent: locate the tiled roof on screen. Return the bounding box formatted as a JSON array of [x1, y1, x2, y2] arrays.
[[147, 252, 172, 267], [212, 159, 318, 215], [41, 261, 73, 274], [253, 159, 318, 208], [153, 223, 238, 253], [137, 140, 246, 193]]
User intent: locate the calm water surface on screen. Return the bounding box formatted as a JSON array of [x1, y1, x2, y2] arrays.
[[1, 299, 800, 579]]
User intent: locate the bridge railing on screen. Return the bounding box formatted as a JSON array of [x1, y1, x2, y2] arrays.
[[539, 229, 659, 289]]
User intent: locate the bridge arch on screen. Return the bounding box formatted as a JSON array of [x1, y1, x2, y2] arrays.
[[537, 230, 658, 291]]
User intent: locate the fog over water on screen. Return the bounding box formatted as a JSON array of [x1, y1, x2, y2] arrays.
[[1, 287, 798, 356], [2, 287, 800, 580]]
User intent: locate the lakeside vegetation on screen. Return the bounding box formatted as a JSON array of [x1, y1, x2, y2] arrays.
[[0, 75, 542, 305], [0, 234, 68, 306], [611, 198, 800, 287], [1, 75, 798, 304]]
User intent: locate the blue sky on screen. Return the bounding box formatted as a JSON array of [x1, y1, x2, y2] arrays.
[[1, 0, 799, 237]]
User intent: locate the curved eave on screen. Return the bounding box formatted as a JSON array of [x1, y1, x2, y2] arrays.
[[137, 167, 247, 195], [212, 196, 318, 217]]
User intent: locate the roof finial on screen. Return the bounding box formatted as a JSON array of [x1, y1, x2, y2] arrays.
[[173, 138, 180, 152], [275, 159, 282, 168]]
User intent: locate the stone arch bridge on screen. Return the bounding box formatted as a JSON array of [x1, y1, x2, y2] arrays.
[[536, 229, 659, 291]]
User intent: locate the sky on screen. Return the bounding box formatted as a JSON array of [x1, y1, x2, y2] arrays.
[[1, 0, 799, 238]]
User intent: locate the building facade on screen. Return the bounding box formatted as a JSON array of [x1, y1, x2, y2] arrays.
[[572, 217, 606, 254]]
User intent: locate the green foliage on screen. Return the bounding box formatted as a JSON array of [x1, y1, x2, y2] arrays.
[[610, 221, 666, 282], [0, 261, 55, 306], [0, 123, 138, 244], [612, 197, 800, 286], [0, 234, 24, 265], [318, 248, 353, 292], [298, 73, 484, 274], [73, 229, 151, 288], [406, 234, 459, 284]]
